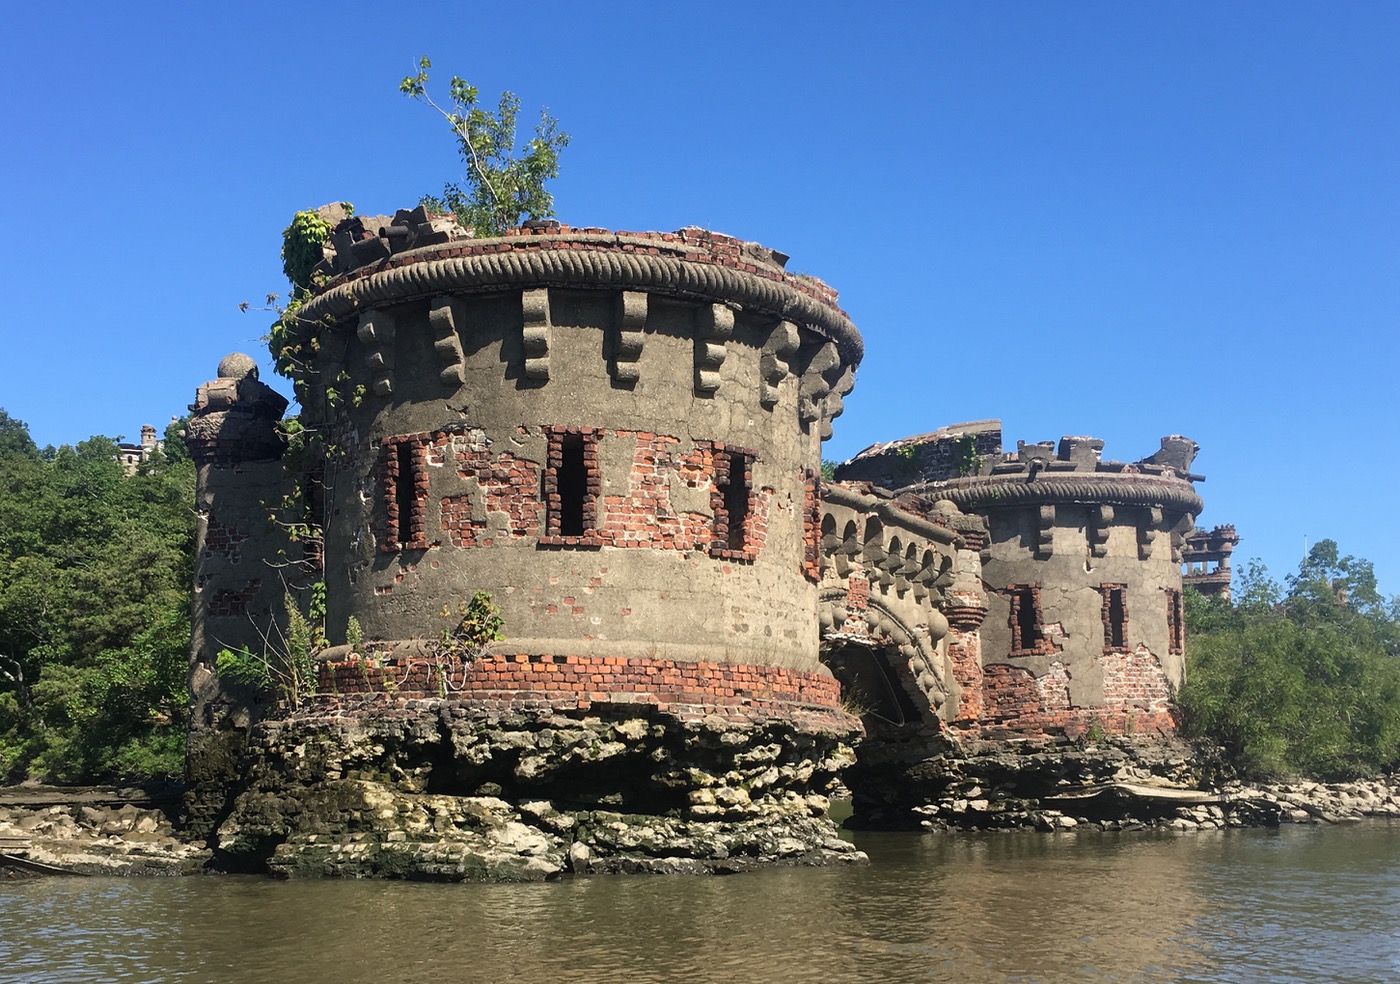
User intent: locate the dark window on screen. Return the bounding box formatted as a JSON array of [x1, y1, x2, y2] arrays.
[[556, 432, 586, 536], [1007, 584, 1043, 654], [542, 426, 601, 544], [1102, 584, 1129, 651], [1166, 588, 1184, 655], [395, 443, 419, 545], [718, 451, 751, 551]]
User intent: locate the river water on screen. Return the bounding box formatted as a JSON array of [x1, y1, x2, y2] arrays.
[[4, 823, 1400, 983]]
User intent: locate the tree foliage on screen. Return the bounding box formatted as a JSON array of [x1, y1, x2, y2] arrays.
[[1179, 540, 1400, 780], [0, 410, 194, 782], [401, 56, 570, 236]]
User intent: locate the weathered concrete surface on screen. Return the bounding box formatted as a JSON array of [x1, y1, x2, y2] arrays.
[[212, 697, 865, 880]]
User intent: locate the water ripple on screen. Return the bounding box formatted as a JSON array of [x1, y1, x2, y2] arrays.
[[4, 823, 1400, 983]]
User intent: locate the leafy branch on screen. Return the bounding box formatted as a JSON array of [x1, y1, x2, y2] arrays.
[[401, 56, 570, 236]]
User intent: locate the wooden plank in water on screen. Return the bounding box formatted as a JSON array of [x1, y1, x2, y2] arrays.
[[0, 852, 87, 877]]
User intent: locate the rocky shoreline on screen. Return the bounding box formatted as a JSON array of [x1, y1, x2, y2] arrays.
[[6, 774, 1400, 880], [846, 735, 1400, 834], [0, 785, 209, 878]]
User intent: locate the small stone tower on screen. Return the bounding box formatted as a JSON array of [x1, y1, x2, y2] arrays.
[[182, 353, 290, 837]]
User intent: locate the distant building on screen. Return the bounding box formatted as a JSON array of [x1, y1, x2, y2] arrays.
[[117, 424, 161, 475], [1182, 525, 1240, 601]]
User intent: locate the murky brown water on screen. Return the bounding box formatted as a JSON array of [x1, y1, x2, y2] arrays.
[[5, 824, 1400, 983]]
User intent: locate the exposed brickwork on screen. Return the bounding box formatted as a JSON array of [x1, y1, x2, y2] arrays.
[[378, 435, 431, 552], [439, 494, 477, 547], [315, 652, 849, 729], [965, 655, 1177, 740], [801, 471, 822, 582], [1100, 648, 1173, 709], [430, 426, 775, 558], [598, 432, 708, 551], [946, 626, 983, 727], [846, 574, 870, 612], [202, 515, 248, 563], [1038, 661, 1072, 711], [206, 579, 261, 617]]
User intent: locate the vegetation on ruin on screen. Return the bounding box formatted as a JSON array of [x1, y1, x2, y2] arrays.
[[401, 56, 570, 237], [215, 588, 321, 710], [438, 591, 505, 654], [0, 409, 194, 783], [1180, 541, 1400, 781]]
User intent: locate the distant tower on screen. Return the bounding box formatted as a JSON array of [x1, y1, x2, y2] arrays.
[[1182, 525, 1240, 602], [838, 421, 1204, 742]]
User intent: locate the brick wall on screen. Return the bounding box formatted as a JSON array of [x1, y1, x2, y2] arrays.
[[202, 515, 248, 563], [375, 426, 781, 560], [203, 578, 262, 618], [315, 652, 852, 730], [967, 658, 1177, 739], [1100, 648, 1173, 710], [801, 471, 821, 582]]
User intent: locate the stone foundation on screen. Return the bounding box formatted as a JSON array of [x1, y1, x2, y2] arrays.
[[207, 653, 865, 879], [846, 733, 1203, 831]]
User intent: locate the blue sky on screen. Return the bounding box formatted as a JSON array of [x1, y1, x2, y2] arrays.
[[2, 2, 1397, 594]]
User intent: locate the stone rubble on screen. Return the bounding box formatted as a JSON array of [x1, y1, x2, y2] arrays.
[[0, 799, 211, 877]]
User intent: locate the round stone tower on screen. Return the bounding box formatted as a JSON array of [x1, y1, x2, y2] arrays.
[[289, 220, 860, 670], [839, 420, 1203, 742], [203, 216, 867, 877]]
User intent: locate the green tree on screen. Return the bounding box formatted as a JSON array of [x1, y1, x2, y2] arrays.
[[1179, 543, 1400, 780], [0, 410, 194, 782], [400, 57, 570, 236]]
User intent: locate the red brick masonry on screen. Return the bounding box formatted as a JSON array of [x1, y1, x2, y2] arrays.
[[316, 652, 854, 730]]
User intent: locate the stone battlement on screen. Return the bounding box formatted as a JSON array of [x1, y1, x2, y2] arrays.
[[839, 420, 1203, 515], [288, 211, 859, 369]]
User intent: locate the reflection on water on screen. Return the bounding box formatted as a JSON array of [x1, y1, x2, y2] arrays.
[[5, 824, 1400, 983]]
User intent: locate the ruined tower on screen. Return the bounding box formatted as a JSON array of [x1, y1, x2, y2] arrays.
[[191, 217, 880, 876], [840, 420, 1203, 743]]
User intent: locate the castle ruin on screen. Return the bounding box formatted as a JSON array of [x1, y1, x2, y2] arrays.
[[186, 212, 1206, 876]]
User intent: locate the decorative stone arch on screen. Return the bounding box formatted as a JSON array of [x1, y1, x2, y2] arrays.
[[817, 591, 949, 728]]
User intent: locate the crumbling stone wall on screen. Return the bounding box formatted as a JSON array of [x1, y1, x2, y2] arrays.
[[183, 354, 293, 838], [283, 224, 860, 670]]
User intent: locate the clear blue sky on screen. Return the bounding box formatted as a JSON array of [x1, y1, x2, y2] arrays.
[[2, 2, 1397, 594]]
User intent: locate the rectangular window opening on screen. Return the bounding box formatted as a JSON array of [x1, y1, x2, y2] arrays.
[[1103, 585, 1128, 651], [1007, 584, 1042, 654], [1166, 588, 1184, 655], [395, 442, 420, 546], [557, 432, 587, 537], [719, 451, 751, 552]]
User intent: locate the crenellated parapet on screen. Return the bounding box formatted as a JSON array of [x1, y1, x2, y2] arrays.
[[283, 220, 860, 444], [839, 421, 1203, 563]]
